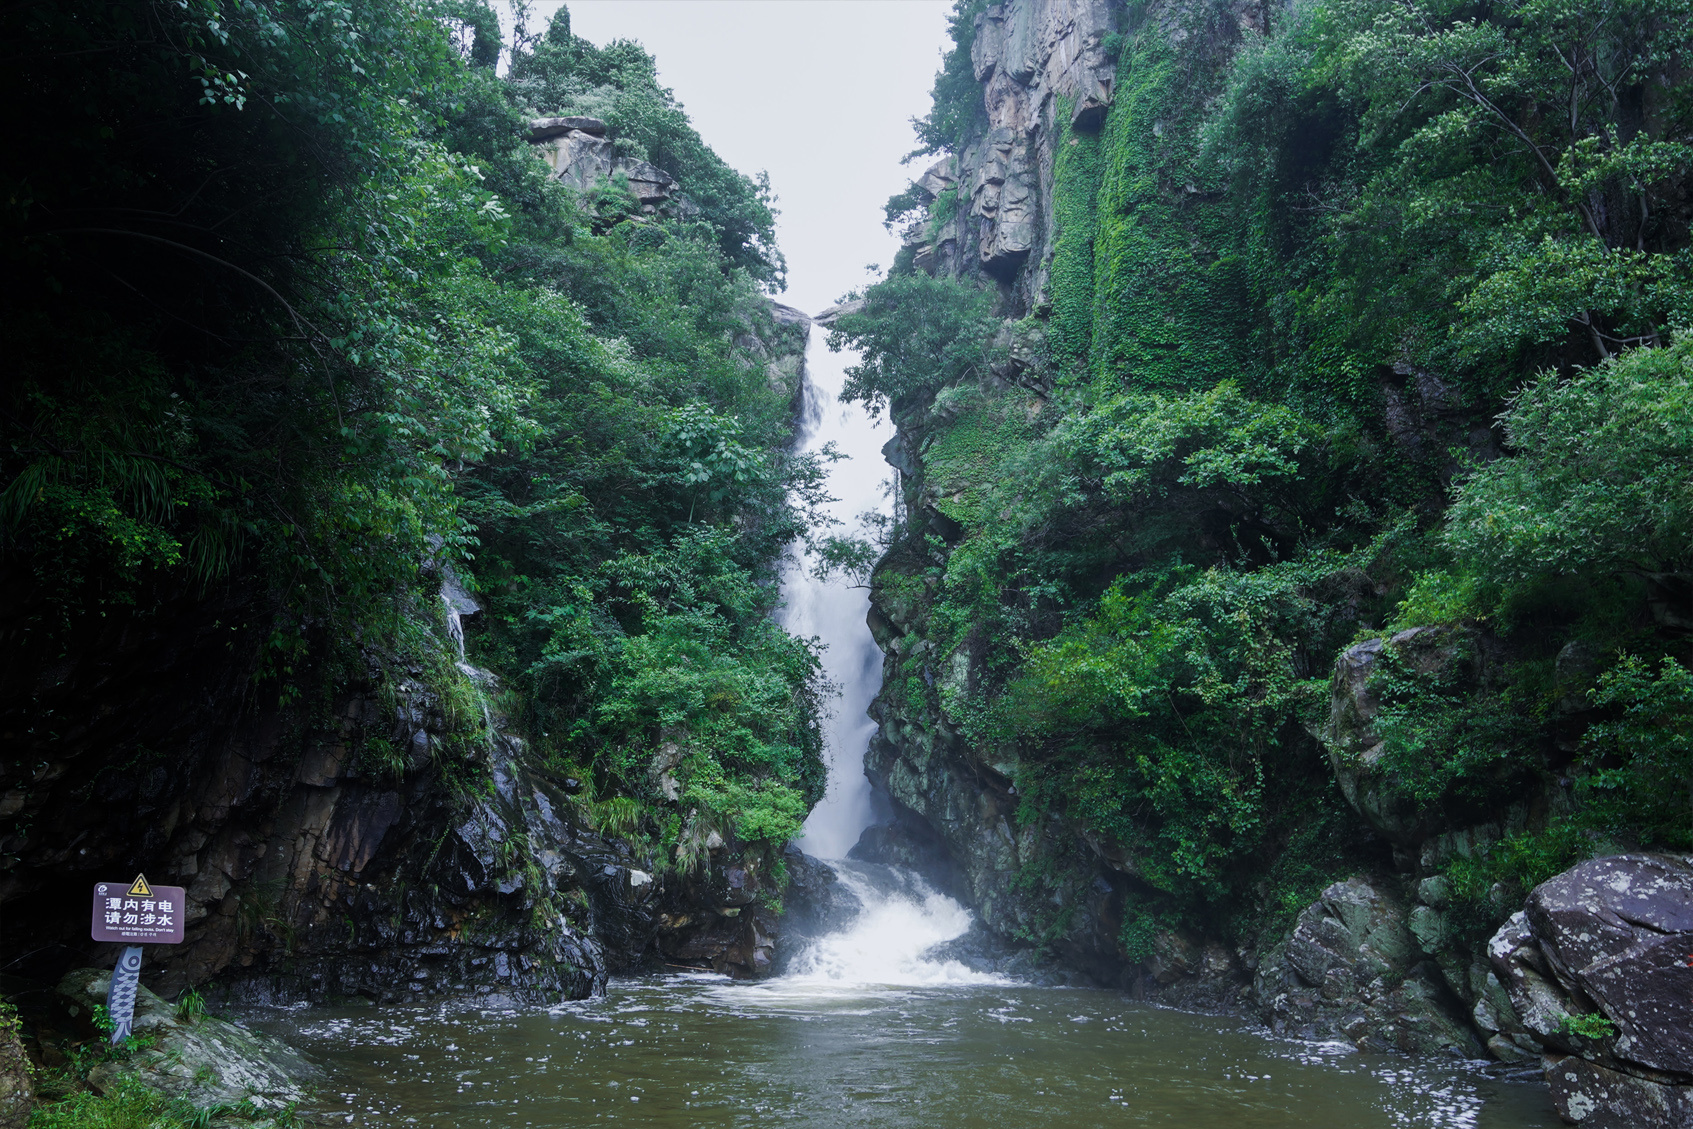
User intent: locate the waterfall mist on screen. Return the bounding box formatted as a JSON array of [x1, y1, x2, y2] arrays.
[[779, 330, 894, 861]]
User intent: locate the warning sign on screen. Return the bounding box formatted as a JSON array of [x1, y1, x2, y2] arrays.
[[91, 875, 185, 945]]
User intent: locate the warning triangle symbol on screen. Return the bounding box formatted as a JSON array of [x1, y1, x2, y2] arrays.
[[128, 874, 152, 897]]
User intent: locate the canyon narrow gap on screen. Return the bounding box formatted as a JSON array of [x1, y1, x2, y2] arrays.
[[4, 0, 1692, 1127]]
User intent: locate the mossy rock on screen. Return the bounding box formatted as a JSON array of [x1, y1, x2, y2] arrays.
[[57, 970, 320, 1112]]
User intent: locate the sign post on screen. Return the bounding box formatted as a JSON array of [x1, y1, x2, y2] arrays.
[[90, 874, 185, 1044]]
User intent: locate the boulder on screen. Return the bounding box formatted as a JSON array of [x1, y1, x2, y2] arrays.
[[1324, 626, 1491, 847], [59, 969, 321, 1110], [1489, 854, 1693, 1126], [1545, 1055, 1693, 1128], [1253, 876, 1480, 1056], [920, 922, 1086, 986], [1526, 853, 1693, 1074], [777, 845, 854, 942]]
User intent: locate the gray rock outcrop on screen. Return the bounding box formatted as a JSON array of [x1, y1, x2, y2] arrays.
[[1489, 854, 1693, 1126], [528, 118, 690, 215], [1253, 876, 1480, 1056], [59, 968, 321, 1111], [906, 0, 1117, 308], [811, 299, 865, 327]]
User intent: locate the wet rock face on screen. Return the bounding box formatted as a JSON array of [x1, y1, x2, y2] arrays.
[[1489, 854, 1693, 1126], [1253, 877, 1480, 1056], [652, 845, 848, 979], [921, 922, 1091, 985], [204, 742, 621, 1006], [856, 698, 1132, 986]]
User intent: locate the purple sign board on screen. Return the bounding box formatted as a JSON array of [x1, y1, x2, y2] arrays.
[[91, 876, 185, 945]]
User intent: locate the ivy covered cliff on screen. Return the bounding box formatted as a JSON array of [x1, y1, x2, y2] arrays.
[[835, 0, 1693, 1069], [0, 0, 841, 998]]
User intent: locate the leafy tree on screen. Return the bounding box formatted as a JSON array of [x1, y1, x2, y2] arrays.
[[908, 0, 993, 159], [1, 0, 829, 864], [1330, 0, 1693, 361], [827, 273, 1000, 420], [1446, 336, 1693, 589]]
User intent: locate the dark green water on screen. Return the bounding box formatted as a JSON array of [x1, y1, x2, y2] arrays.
[[250, 975, 1559, 1128]]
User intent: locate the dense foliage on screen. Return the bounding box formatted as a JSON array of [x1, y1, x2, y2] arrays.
[[0, 0, 826, 863], [844, 0, 1693, 947]]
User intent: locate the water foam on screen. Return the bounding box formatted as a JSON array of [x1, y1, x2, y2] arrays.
[[779, 863, 1009, 989]]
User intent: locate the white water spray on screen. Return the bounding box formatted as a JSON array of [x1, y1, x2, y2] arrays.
[[781, 862, 1007, 988], [765, 326, 1008, 990], [779, 329, 895, 860]]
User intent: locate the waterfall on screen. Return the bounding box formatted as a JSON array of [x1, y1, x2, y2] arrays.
[[778, 330, 895, 861], [769, 326, 1008, 989]]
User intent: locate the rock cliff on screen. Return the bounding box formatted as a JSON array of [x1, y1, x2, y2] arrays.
[[850, 0, 1687, 1121], [906, 0, 1117, 306], [0, 262, 830, 1006], [527, 116, 696, 218]]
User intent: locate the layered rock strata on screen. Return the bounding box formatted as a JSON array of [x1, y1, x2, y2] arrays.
[[527, 115, 694, 217]]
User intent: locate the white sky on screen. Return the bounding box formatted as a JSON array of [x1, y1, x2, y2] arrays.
[[512, 1, 953, 315]]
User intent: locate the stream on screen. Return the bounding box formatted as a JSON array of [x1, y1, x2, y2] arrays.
[[249, 336, 1558, 1127]]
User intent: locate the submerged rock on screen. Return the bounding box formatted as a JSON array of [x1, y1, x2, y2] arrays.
[[59, 968, 321, 1110]]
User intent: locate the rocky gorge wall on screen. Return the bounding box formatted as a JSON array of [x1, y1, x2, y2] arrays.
[[846, 0, 1693, 1120], [0, 131, 836, 1008], [1, 521, 837, 1014], [901, 0, 1117, 310]]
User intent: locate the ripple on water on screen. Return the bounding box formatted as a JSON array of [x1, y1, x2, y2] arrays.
[[242, 977, 1560, 1129]]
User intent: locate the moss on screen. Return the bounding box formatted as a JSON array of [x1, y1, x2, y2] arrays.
[[1087, 16, 1257, 393], [923, 388, 1039, 526], [1047, 100, 1102, 371]]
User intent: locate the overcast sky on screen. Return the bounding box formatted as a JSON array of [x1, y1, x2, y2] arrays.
[[511, 1, 953, 316]]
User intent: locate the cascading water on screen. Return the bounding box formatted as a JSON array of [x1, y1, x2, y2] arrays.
[[780, 862, 1005, 988], [772, 327, 1002, 989], [778, 330, 896, 861]]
